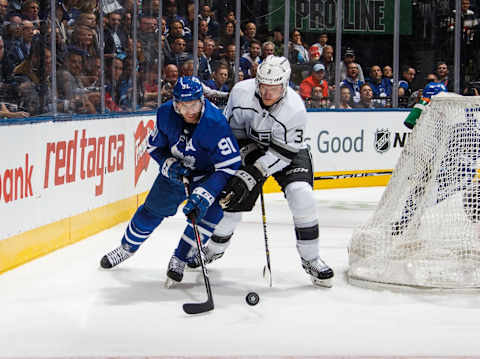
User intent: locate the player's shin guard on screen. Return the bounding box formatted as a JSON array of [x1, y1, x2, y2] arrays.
[[285, 182, 334, 284]]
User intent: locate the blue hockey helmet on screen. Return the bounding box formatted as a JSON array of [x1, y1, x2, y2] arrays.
[[173, 76, 204, 103]]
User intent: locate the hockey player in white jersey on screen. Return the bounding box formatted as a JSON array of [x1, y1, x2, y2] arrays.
[[188, 55, 334, 286]]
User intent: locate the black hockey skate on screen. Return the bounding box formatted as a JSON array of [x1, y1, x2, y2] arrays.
[[100, 245, 133, 269], [165, 255, 186, 288], [301, 257, 334, 288]]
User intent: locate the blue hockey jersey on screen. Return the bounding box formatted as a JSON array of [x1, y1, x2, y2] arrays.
[[147, 99, 241, 198]]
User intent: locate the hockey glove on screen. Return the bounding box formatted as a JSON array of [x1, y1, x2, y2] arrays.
[[219, 165, 266, 209], [160, 157, 190, 185], [183, 187, 215, 221]]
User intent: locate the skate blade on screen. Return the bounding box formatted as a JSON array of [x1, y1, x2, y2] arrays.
[[164, 278, 179, 288], [311, 276, 333, 288]]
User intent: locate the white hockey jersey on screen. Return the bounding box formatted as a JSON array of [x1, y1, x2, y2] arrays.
[[224, 79, 308, 176]]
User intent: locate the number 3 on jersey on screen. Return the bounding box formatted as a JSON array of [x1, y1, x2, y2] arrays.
[[218, 137, 237, 155]]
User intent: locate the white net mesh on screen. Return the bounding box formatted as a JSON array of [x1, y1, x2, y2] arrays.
[[348, 93, 480, 289]]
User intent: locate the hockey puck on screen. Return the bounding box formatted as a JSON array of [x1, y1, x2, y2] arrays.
[[245, 291, 260, 306]]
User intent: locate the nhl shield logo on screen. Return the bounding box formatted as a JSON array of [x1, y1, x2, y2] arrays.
[[374, 128, 391, 153]]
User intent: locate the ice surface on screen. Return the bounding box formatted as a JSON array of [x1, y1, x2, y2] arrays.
[[2, 187, 480, 357]]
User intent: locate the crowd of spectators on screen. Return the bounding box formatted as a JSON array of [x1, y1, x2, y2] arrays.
[[0, 0, 478, 119]]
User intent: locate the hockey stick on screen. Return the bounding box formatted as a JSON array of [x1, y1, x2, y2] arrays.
[[260, 187, 272, 287], [182, 177, 214, 315]]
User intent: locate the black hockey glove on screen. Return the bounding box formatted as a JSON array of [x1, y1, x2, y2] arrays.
[[219, 165, 266, 210]]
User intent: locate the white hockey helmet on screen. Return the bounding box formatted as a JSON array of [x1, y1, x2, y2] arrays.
[[255, 55, 291, 98]]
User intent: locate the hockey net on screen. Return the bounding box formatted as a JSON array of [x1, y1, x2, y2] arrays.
[[348, 93, 480, 290]]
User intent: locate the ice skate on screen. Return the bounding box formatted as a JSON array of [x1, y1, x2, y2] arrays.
[[187, 246, 224, 269], [100, 245, 133, 269], [301, 257, 334, 288], [165, 255, 186, 288]]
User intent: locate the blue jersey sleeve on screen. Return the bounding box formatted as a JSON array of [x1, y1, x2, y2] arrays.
[[147, 104, 172, 164]]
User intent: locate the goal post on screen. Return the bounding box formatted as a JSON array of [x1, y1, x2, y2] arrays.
[[348, 93, 480, 290]]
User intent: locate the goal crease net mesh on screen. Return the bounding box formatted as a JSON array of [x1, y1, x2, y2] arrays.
[[348, 93, 480, 290]]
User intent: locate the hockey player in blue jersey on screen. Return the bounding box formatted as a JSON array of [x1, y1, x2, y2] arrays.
[[404, 73, 447, 129], [100, 76, 241, 284]]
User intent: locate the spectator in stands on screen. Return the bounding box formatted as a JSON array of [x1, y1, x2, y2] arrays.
[[224, 10, 236, 25], [0, 0, 8, 25], [4, 19, 34, 76], [20, 0, 39, 26], [164, 0, 186, 29], [166, 19, 191, 45], [261, 41, 275, 61], [105, 56, 129, 112], [142, 0, 160, 16], [199, 4, 219, 40], [221, 43, 236, 88], [62, 0, 81, 28], [365, 65, 392, 106], [138, 15, 159, 65], [70, 25, 97, 58], [205, 62, 229, 92], [308, 45, 321, 64], [289, 29, 309, 64], [142, 63, 159, 109], [219, 21, 235, 48], [3, 14, 23, 52], [333, 85, 353, 109], [198, 19, 209, 42], [383, 65, 393, 83], [353, 83, 380, 108], [160, 63, 178, 102], [307, 86, 330, 108], [12, 42, 51, 116], [240, 21, 256, 54], [270, 27, 284, 56], [339, 47, 364, 82], [54, 24, 68, 68], [436, 61, 453, 91], [319, 45, 335, 94], [446, 0, 479, 76], [339, 62, 364, 104], [0, 35, 29, 118], [312, 32, 328, 57], [122, 9, 133, 35], [57, 48, 95, 114], [185, 2, 195, 32], [180, 59, 194, 77], [398, 65, 416, 101], [198, 37, 215, 82], [300, 63, 328, 103], [104, 11, 128, 56], [239, 39, 261, 79], [165, 37, 192, 69]]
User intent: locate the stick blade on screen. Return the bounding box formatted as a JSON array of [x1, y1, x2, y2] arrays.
[[183, 299, 214, 315]]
